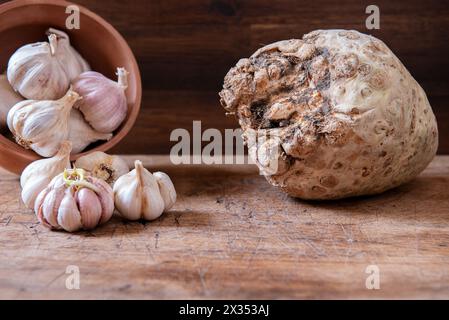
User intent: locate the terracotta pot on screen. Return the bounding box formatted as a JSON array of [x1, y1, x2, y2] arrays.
[[0, 0, 142, 174]]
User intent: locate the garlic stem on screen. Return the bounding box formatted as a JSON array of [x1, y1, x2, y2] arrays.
[[58, 89, 81, 118], [70, 180, 101, 194], [63, 168, 100, 193], [134, 161, 145, 214], [61, 89, 81, 106], [47, 28, 69, 42], [55, 141, 73, 159], [116, 67, 129, 89], [48, 34, 58, 56], [134, 160, 144, 187], [63, 168, 85, 184]]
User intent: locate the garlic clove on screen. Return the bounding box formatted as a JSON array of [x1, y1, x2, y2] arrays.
[[57, 189, 83, 232], [0, 74, 22, 129], [89, 177, 115, 224], [35, 186, 52, 228], [72, 67, 129, 133], [42, 186, 65, 229], [68, 109, 113, 154], [8, 89, 80, 157], [34, 186, 49, 217], [113, 160, 165, 221], [114, 180, 142, 221], [141, 186, 166, 221], [20, 141, 72, 209], [153, 172, 177, 211], [136, 162, 165, 220], [76, 188, 102, 230], [7, 34, 70, 100], [74, 151, 129, 185]]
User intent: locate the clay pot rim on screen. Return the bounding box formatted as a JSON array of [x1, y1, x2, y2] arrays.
[[0, 0, 142, 174]]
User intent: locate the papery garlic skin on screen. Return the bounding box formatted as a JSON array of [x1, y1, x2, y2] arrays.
[[113, 160, 165, 221], [20, 141, 72, 209], [7, 89, 81, 157], [7, 34, 70, 100], [34, 169, 114, 232], [0, 74, 22, 129], [74, 151, 129, 185], [154, 172, 177, 210], [68, 110, 113, 154], [73, 67, 129, 133], [46, 28, 90, 81]]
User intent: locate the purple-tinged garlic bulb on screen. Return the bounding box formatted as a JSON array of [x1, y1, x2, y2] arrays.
[[34, 168, 114, 232], [73, 68, 129, 133]]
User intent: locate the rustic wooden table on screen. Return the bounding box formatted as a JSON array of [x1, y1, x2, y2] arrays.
[[0, 155, 448, 299]]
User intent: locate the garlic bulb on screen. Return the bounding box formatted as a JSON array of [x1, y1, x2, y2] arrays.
[[34, 168, 114, 232], [113, 160, 166, 221], [0, 74, 22, 129], [46, 28, 90, 81], [20, 141, 72, 209], [68, 109, 113, 154], [7, 34, 70, 100], [7, 89, 81, 157], [74, 151, 129, 185], [73, 68, 129, 133], [153, 172, 177, 210]]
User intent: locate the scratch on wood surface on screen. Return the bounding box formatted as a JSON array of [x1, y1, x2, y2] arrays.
[[340, 224, 354, 243], [357, 224, 372, 243], [31, 227, 41, 246], [174, 213, 181, 226], [44, 271, 66, 288], [303, 239, 327, 257], [198, 268, 208, 296], [118, 283, 132, 292], [2, 215, 12, 226], [154, 231, 160, 249], [19, 223, 42, 248], [247, 237, 263, 266], [340, 224, 355, 264], [110, 224, 118, 239], [145, 243, 157, 264], [414, 203, 420, 255]]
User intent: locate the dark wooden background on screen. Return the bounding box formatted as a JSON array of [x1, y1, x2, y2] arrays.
[[8, 0, 449, 154]]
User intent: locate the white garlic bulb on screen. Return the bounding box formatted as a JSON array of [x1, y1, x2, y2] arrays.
[[34, 168, 114, 232], [20, 141, 72, 209], [113, 160, 169, 221], [46, 28, 90, 81], [0, 74, 22, 129], [73, 67, 129, 133], [7, 89, 81, 157], [68, 109, 113, 154], [7, 34, 70, 100], [74, 151, 129, 185], [153, 172, 177, 210]]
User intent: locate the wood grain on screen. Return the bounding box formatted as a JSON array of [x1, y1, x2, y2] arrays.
[[0, 155, 449, 299], [1, 0, 448, 154]]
